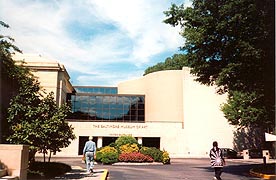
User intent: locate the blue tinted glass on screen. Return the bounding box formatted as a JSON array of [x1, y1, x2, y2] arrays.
[[89, 96, 96, 103], [103, 104, 109, 109], [110, 104, 116, 109], [89, 109, 96, 115], [95, 104, 102, 109], [123, 104, 130, 110], [68, 92, 144, 122], [109, 96, 116, 104], [74, 87, 118, 94], [103, 96, 110, 103], [73, 102, 81, 111], [105, 88, 110, 94], [116, 104, 123, 109], [96, 96, 102, 103], [123, 97, 131, 104], [96, 109, 102, 116]]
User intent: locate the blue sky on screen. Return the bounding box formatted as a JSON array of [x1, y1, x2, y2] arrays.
[[0, 0, 192, 86]]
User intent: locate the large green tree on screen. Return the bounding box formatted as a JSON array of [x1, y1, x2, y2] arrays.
[[163, 0, 275, 131], [144, 54, 191, 75]]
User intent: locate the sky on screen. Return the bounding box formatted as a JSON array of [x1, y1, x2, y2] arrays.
[[0, 0, 192, 86]]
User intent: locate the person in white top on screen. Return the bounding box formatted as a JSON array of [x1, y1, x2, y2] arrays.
[[209, 141, 225, 180]]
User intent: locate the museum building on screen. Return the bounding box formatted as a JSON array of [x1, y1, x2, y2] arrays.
[[12, 54, 236, 158]]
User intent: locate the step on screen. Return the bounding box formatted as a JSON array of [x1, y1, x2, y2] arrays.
[[0, 176, 18, 180]]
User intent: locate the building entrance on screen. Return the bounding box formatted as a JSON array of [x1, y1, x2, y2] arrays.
[[142, 137, 160, 149], [78, 136, 98, 155], [102, 137, 117, 147]]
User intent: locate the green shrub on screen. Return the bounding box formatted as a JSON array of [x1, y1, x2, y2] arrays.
[[100, 152, 119, 164], [120, 143, 139, 153], [115, 135, 138, 148], [162, 150, 171, 164], [140, 147, 163, 162], [95, 146, 119, 164], [109, 142, 116, 147]]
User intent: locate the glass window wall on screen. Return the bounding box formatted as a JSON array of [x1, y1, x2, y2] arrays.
[[68, 93, 145, 122]]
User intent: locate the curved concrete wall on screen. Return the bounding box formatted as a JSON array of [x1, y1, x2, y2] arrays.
[[118, 67, 235, 157], [118, 70, 184, 123]]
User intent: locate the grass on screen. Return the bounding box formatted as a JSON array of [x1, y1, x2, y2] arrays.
[[27, 161, 71, 179]]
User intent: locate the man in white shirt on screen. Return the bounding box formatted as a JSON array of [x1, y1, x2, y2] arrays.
[[83, 136, 96, 174]]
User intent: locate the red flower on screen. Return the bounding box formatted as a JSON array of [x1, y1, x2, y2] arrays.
[[119, 152, 153, 162]]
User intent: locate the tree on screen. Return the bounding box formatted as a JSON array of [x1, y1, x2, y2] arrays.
[[37, 92, 76, 162], [6, 60, 43, 162], [6, 74, 76, 162], [0, 21, 21, 60], [0, 21, 22, 142], [1, 22, 76, 162], [144, 54, 190, 75], [163, 0, 275, 131]]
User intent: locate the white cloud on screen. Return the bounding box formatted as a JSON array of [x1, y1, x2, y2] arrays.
[[0, 0, 189, 85]]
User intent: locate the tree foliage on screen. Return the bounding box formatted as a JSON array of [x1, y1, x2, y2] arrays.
[[144, 54, 190, 75], [36, 92, 76, 162], [115, 135, 138, 148], [0, 21, 21, 58], [0, 20, 22, 82], [164, 0, 275, 130], [1, 21, 75, 162], [6, 67, 76, 162]]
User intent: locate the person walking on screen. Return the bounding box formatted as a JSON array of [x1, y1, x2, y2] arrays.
[[83, 136, 96, 174], [209, 141, 225, 180]]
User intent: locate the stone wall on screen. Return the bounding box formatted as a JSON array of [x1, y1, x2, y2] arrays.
[[0, 144, 29, 180]]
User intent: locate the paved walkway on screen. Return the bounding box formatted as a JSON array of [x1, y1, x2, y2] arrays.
[[50, 166, 108, 180], [45, 157, 275, 180]]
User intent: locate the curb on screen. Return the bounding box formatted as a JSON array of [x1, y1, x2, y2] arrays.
[[249, 169, 276, 180], [100, 169, 109, 180], [112, 162, 163, 166]]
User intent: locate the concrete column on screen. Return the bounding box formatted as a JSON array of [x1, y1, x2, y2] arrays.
[[0, 144, 29, 180], [137, 137, 142, 145], [262, 150, 270, 163], [243, 149, 249, 160], [97, 137, 103, 148]]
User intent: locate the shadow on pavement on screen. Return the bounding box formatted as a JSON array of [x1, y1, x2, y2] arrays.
[[50, 169, 105, 179], [196, 164, 261, 177]]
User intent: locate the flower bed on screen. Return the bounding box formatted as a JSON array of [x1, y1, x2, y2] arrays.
[[119, 152, 154, 163]]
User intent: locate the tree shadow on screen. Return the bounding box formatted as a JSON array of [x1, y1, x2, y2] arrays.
[[196, 163, 262, 178], [233, 127, 275, 158], [233, 127, 264, 151], [49, 169, 105, 179]]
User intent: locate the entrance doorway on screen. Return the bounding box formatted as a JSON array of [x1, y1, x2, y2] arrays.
[[78, 136, 98, 155], [102, 137, 117, 147], [142, 137, 160, 149]]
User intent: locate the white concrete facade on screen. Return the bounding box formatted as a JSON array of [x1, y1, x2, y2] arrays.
[[12, 54, 235, 158], [12, 53, 74, 106], [61, 67, 235, 158]]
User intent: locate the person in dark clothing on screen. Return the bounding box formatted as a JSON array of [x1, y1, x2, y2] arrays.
[[209, 141, 225, 180]]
